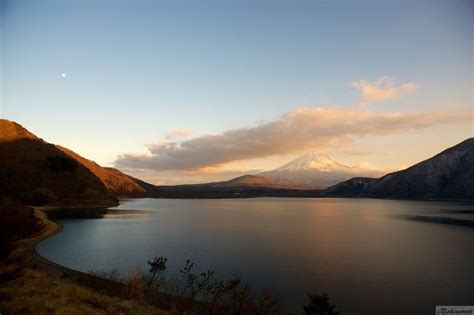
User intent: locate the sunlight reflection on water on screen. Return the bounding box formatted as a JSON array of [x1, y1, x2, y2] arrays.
[[37, 198, 474, 314]]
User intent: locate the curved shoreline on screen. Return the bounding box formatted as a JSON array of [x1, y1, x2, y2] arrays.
[[23, 208, 127, 296], [25, 208, 200, 312]]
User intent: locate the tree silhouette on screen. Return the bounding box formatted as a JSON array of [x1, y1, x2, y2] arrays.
[[303, 291, 339, 315]]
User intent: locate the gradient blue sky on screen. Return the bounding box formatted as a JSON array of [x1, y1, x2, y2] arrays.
[[1, 0, 472, 184]]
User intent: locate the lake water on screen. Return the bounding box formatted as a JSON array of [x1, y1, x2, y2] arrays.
[[37, 198, 474, 314]]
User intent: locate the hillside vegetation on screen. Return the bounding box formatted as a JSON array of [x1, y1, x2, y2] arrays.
[[56, 145, 148, 197], [326, 138, 474, 199], [0, 120, 117, 206]]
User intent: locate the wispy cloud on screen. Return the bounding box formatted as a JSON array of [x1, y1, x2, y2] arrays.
[[352, 76, 418, 102], [165, 128, 193, 139], [342, 150, 375, 156], [115, 106, 471, 171], [351, 161, 389, 176]]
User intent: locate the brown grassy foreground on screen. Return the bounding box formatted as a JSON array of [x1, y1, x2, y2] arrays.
[[0, 203, 167, 315], [0, 268, 165, 315]]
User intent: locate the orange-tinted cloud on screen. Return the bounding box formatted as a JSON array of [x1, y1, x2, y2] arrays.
[[115, 106, 472, 171], [352, 76, 418, 102], [165, 128, 193, 139]]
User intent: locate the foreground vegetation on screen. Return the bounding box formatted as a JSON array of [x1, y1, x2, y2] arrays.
[[0, 199, 339, 314], [0, 199, 162, 314], [90, 257, 281, 314], [0, 267, 164, 315]]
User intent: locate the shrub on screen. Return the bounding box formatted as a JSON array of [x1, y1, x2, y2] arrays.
[[303, 291, 339, 315], [120, 256, 281, 314]]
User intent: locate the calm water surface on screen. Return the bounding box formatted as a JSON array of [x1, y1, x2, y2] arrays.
[[37, 198, 474, 314]]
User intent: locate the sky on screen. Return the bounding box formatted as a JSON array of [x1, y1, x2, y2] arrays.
[[1, 0, 473, 184]]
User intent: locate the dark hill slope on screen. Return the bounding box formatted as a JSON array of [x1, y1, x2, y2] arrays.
[[325, 138, 474, 200], [0, 120, 117, 206], [367, 138, 474, 199], [56, 146, 148, 197], [325, 177, 377, 197]]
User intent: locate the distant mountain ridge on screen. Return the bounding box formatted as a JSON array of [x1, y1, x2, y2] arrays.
[[209, 175, 296, 188], [260, 152, 383, 188], [149, 176, 312, 198]]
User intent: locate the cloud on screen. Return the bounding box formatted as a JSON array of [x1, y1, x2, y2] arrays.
[[165, 128, 193, 139], [115, 106, 471, 171], [351, 161, 388, 177], [342, 150, 375, 156], [352, 76, 418, 102]]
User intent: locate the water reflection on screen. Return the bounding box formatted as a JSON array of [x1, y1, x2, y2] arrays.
[[37, 198, 474, 314]]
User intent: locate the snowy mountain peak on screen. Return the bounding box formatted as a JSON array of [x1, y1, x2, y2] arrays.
[[259, 151, 386, 188], [276, 152, 351, 172]]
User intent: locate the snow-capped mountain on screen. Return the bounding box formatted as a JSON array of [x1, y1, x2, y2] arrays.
[[259, 152, 384, 188], [275, 152, 352, 172]]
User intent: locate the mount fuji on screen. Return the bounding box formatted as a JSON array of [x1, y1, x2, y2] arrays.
[[259, 152, 384, 188]]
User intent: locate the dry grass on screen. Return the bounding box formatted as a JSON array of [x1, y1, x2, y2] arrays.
[[0, 206, 169, 315], [0, 268, 167, 315]]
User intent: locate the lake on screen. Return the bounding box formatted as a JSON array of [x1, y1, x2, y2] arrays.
[[36, 198, 474, 314]]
